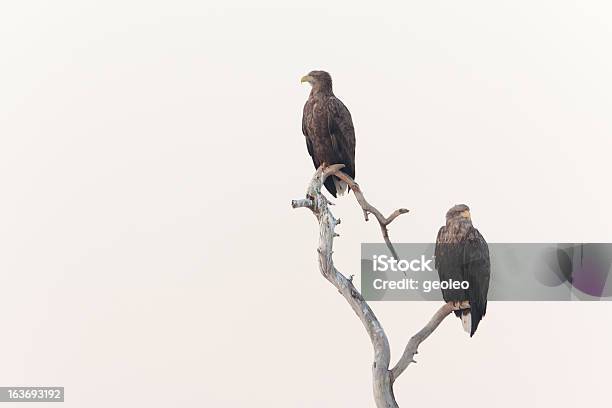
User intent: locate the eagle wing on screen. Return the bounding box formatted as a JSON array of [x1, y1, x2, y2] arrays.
[[326, 96, 356, 179], [462, 227, 491, 336], [434, 227, 469, 303]]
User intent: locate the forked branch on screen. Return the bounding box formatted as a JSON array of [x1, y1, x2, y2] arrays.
[[291, 165, 452, 408], [333, 167, 408, 259]]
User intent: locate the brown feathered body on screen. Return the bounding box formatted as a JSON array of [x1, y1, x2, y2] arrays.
[[435, 205, 491, 336], [301, 71, 356, 197]]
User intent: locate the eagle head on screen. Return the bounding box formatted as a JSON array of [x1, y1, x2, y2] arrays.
[[446, 204, 471, 222], [301, 70, 333, 92]]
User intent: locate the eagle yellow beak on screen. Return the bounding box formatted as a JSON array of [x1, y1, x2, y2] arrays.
[[301, 75, 313, 84], [461, 210, 471, 219]]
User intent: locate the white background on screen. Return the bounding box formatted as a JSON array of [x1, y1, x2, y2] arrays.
[[1, 1, 611, 407]]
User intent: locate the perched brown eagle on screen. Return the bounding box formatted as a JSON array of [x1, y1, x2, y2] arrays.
[[301, 70, 356, 197], [435, 204, 491, 336]]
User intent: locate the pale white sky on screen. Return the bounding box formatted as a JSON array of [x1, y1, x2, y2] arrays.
[[1, 1, 611, 407]]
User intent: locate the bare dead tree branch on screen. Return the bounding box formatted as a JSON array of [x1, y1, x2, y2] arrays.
[[333, 167, 408, 260], [291, 165, 452, 407], [389, 303, 454, 382]]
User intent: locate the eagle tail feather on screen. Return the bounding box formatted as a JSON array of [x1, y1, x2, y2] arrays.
[[461, 310, 471, 334], [334, 178, 348, 196], [323, 177, 337, 197]]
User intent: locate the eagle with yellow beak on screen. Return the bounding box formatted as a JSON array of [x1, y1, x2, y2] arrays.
[[301, 70, 356, 197]]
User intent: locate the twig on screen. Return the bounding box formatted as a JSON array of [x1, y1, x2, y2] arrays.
[[332, 167, 409, 260], [390, 303, 454, 382]]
